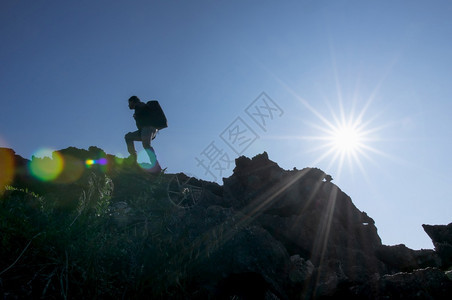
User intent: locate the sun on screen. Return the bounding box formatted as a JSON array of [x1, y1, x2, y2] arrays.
[[292, 98, 383, 179], [315, 117, 370, 172], [331, 124, 363, 155], [273, 70, 385, 179]]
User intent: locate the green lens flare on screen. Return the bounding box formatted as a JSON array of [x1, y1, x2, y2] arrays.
[[29, 148, 64, 181]]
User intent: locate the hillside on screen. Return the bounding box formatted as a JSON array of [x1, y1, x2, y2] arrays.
[[1, 146, 451, 299]]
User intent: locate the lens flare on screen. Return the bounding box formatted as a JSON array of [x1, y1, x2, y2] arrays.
[[137, 149, 149, 164], [137, 149, 157, 168], [0, 148, 15, 194], [85, 157, 108, 167], [29, 148, 64, 181], [114, 153, 125, 165]]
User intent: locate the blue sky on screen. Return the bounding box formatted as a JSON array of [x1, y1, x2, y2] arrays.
[[1, 0, 452, 250]]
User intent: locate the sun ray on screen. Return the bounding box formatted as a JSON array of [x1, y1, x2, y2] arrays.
[[311, 146, 339, 167], [291, 89, 393, 184], [256, 51, 394, 185]]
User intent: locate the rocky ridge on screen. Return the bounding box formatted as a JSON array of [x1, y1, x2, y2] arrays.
[[0, 146, 451, 299]]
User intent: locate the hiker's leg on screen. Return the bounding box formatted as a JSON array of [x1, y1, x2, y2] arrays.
[[124, 130, 141, 158], [141, 127, 158, 165]]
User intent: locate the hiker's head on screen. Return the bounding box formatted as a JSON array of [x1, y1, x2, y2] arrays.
[[128, 96, 140, 109]]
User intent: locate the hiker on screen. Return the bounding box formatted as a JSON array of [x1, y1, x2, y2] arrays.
[[125, 95, 165, 173]]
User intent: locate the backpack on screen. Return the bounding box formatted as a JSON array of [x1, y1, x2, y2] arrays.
[[146, 100, 168, 130]]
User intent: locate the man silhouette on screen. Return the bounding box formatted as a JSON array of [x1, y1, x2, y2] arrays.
[[124, 96, 162, 173]]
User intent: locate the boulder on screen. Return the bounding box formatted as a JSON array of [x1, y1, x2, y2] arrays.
[[423, 223, 452, 268], [376, 244, 441, 273], [356, 267, 452, 299]]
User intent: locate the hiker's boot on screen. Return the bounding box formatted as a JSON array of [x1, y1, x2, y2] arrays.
[[146, 160, 162, 174]]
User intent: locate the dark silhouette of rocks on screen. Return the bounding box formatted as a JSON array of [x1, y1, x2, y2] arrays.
[[1, 147, 451, 299], [423, 223, 452, 269], [376, 244, 440, 273]]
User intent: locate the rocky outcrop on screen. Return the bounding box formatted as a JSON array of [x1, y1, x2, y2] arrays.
[[375, 244, 441, 273], [349, 267, 452, 299], [220, 152, 386, 297], [1, 147, 451, 299], [423, 223, 452, 269]]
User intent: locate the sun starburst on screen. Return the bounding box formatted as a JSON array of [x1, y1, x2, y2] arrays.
[[305, 101, 385, 180], [331, 124, 362, 154]]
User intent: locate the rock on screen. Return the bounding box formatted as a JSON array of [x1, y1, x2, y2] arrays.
[[376, 244, 441, 272], [163, 205, 292, 299], [423, 223, 452, 268], [289, 255, 314, 284], [346, 267, 452, 299], [3, 148, 452, 299], [446, 270, 452, 280], [313, 259, 349, 297], [378, 267, 452, 299]]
